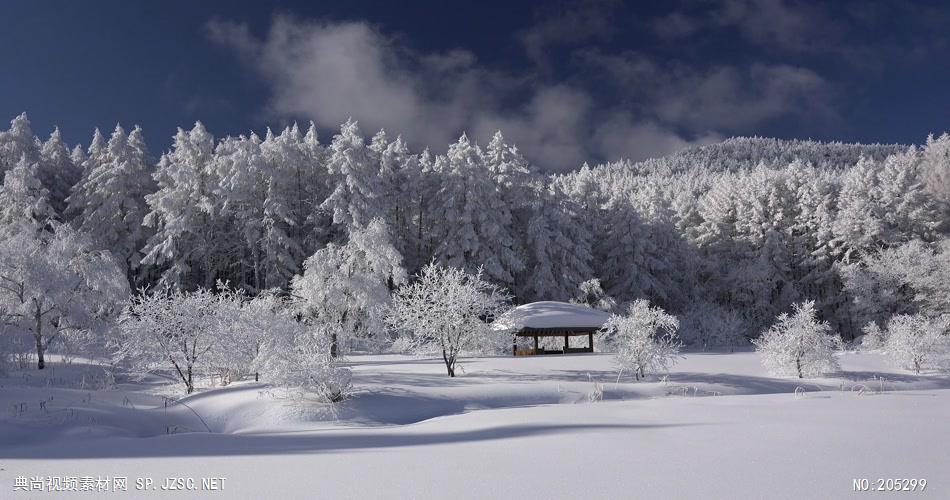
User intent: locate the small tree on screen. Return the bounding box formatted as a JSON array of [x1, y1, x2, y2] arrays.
[[388, 263, 509, 377], [114, 288, 222, 394], [882, 314, 950, 374], [601, 300, 681, 381], [753, 301, 842, 378]]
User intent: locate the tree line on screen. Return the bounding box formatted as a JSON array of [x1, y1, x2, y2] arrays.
[[1, 111, 949, 375]]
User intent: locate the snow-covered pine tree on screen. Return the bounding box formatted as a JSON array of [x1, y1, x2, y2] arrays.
[[210, 133, 267, 290], [298, 121, 332, 253], [0, 155, 55, 238], [37, 128, 80, 218], [521, 184, 593, 302], [68, 125, 155, 284], [377, 135, 420, 269], [920, 133, 950, 231], [321, 119, 384, 238], [0, 113, 39, 181], [431, 133, 524, 288], [595, 195, 675, 307], [258, 126, 309, 289], [141, 122, 221, 289]]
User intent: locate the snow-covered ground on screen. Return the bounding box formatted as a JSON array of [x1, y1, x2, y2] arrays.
[[2, 351, 949, 499]]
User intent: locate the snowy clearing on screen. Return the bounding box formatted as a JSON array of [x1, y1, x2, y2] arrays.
[[2, 350, 948, 499]]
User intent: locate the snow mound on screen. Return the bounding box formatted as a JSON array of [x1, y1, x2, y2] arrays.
[[495, 301, 610, 330]]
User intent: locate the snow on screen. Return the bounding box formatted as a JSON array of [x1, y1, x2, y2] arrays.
[[496, 301, 610, 330], [2, 350, 949, 498]]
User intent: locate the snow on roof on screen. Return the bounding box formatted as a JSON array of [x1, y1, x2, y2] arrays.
[[494, 301, 611, 331]]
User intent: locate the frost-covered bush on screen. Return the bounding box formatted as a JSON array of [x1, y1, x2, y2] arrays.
[[882, 314, 950, 374], [678, 301, 748, 351], [253, 319, 352, 403], [206, 288, 288, 385], [753, 301, 842, 378], [388, 263, 510, 377], [601, 300, 681, 381]]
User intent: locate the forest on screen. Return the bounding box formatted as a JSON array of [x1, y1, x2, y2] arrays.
[[1, 110, 949, 389]]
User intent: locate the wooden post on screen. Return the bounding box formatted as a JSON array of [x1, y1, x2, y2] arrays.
[[534, 335, 539, 354], [513, 335, 517, 356], [564, 334, 569, 352], [588, 332, 594, 352]]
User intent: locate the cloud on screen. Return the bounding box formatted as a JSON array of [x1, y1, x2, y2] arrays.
[[518, 0, 621, 65], [207, 14, 834, 172], [593, 117, 723, 162], [578, 50, 832, 131]]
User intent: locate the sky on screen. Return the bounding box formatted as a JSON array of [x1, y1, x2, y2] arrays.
[[2, 0, 949, 172]]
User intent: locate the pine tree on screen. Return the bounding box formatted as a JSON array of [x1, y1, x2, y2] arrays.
[[0, 155, 55, 238], [36, 128, 80, 218], [0, 113, 39, 180], [69, 125, 155, 284], [321, 119, 383, 237], [521, 184, 593, 302], [432, 133, 523, 287], [141, 122, 220, 289]]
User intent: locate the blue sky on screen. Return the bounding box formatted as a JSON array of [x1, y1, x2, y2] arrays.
[[2, 0, 949, 171]]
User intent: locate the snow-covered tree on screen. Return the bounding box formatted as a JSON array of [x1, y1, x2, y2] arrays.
[[522, 185, 593, 302], [205, 288, 286, 385], [859, 321, 887, 350], [388, 263, 510, 377], [0, 223, 129, 369], [114, 287, 221, 394], [882, 314, 950, 374], [678, 301, 748, 351], [841, 240, 950, 327], [571, 278, 617, 312], [253, 311, 352, 402], [37, 128, 80, 217], [141, 122, 220, 289], [0, 155, 55, 237], [921, 133, 950, 230], [0, 113, 38, 180], [68, 125, 154, 283], [213, 133, 286, 291], [431, 134, 524, 287], [596, 197, 677, 307], [600, 299, 681, 381], [321, 119, 383, 236], [753, 301, 842, 378], [292, 219, 406, 355]]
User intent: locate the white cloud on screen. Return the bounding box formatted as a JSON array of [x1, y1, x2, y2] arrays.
[[208, 14, 833, 172]]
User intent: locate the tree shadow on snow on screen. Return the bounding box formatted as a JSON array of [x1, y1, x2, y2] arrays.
[[0, 422, 697, 459]]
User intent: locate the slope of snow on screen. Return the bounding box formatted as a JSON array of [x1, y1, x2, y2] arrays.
[[2, 351, 948, 499]]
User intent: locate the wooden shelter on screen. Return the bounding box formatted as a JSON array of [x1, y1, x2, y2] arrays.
[[497, 301, 610, 356]]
